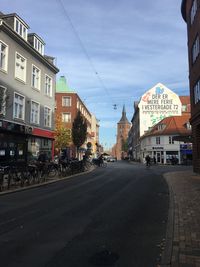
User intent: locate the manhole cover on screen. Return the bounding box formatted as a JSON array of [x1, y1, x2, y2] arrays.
[[89, 249, 119, 266]]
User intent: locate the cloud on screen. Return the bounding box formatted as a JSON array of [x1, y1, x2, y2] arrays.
[[1, 0, 189, 148]]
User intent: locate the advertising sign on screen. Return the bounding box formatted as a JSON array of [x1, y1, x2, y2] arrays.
[[138, 83, 182, 136]]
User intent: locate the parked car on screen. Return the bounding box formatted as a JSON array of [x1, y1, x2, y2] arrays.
[[107, 157, 117, 162]]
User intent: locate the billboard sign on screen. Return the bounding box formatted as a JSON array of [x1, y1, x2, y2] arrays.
[[138, 83, 182, 136]]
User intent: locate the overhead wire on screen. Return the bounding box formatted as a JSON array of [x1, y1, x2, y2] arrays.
[[56, 0, 117, 110]]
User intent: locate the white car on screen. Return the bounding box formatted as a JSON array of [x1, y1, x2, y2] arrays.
[[107, 157, 117, 162]]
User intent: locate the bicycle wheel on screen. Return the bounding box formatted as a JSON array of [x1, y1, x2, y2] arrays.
[[48, 166, 57, 178], [102, 162, 107, 168]]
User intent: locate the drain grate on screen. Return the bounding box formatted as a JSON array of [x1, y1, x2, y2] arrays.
[[89, 249, 119, 266]]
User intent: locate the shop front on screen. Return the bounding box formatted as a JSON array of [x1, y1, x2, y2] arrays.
[[0, 120, 55, 165], [180, 143, 192, 165], [0, 120, 31, 166], [28, 128, 54, 161]]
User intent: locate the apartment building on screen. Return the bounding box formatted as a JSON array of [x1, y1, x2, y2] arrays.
[[0, 12, 59, 165], [181, 0, 200, 173]]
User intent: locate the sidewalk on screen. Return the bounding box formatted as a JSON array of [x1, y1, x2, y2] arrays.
[[0, 165, 96, 196], [162, 170, 200, 267]]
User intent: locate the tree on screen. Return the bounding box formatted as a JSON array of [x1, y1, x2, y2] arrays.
[[72, 111, 87, 157], [54, 114, 71, 153]]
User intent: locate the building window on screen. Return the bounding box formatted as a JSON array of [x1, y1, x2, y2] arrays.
[[156, 136, 160, 144], [33, 37, 44, 55], [31, 101, 40, 124], [15, 52, 26, 82], [194, 80, 200, 104], [0, 86, 6, 115], [62, 96, 71, 107], [62, 112, 71, 122], [13, 92, 25, 120], [192, 35, 199, 63], [182, 104, 187, 112], [191, 0, 198, 25], [14, 17, 28, 40], [169, 136, 174, 144], [45, 75, 52, 97], [0, 41, 8, 72], [44, 106, 51, 127], [31, 65, 41, 90]]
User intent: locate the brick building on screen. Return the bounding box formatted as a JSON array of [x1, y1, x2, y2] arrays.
[[55, 76, 99, 158], [181, 0, 200, 173]]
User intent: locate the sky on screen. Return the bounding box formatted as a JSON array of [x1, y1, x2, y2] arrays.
[[1, 0, 189, 149]]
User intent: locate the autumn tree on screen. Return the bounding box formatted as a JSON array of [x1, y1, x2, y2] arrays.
[[54, 114, 71, 153], [72, 111, 87, 157]]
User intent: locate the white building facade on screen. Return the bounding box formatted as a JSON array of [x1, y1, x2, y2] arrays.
[[140, 115, 192, 164]]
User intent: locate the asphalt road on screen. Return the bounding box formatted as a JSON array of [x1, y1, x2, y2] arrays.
[[0, 161, 187, 267]]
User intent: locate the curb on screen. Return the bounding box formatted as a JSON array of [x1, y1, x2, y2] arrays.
[[160, 173, 175, 267], [0, 166, 96, 196]]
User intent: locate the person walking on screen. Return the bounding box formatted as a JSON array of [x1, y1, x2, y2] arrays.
[[145, 155, 151, 167]]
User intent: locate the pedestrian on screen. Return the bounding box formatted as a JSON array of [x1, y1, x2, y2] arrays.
[[145, 155, 151, 167]]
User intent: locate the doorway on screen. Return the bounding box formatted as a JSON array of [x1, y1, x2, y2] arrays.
[[156, 152, 161, 164]]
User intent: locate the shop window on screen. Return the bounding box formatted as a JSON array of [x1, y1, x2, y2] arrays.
[[43, 139, 49, 146]]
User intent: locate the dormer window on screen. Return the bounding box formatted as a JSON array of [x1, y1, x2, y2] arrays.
[[158, 124, 165, 130], [14, 17, 28, 41], [33, 36, 44, 55], [28, 34, 45, 55]]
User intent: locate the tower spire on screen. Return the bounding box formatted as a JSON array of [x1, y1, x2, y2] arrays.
[[118, 104, 129, 123]]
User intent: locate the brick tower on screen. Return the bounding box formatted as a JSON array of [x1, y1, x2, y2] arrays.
[[115, 105, 131, 160]]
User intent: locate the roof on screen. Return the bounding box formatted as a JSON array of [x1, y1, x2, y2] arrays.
[[1, 13, 30, 28], [141, 114, 191, 139], [0, 13, 59, 73], [56, 76, 74, 93], [118, 105, 130, 124], [179, 95, 190, 105]]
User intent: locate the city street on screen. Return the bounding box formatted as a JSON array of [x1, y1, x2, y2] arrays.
[[0, 161, 190, 267]]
